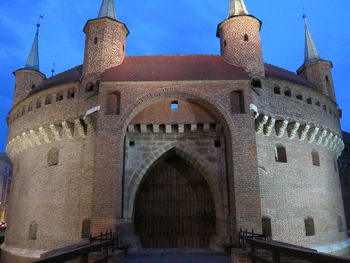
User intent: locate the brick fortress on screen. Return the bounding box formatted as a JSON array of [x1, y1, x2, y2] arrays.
[[2, 0, 349, 262]]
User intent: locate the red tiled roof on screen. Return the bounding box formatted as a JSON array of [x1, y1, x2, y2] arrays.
[[29, 65, 83, 96], [26, 57, 318, 96], [102, 55, 249, 81], [264, 63, 317, 90]]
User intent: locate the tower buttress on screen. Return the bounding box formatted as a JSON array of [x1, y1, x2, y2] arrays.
[[297, 15, 336, 102], [216, 0, 264, 78], [82, 0, 129, 81], [13, 23, 46, 106]]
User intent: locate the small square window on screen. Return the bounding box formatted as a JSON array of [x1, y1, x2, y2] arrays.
[[129, 141, 135, 146], [171, 101, 178, 110], [214, 140, 221, 148]]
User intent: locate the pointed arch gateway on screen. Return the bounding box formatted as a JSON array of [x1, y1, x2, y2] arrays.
[[134, 148, 216, 248]]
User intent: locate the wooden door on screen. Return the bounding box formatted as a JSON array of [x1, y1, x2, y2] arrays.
[[134, 154, 216, 248]]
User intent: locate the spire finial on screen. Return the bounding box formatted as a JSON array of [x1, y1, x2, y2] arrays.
[[24, 16, 43, 71], [98, 0, 117, 20], [303, 14, 321, 64], [229, 0, 249, 17]]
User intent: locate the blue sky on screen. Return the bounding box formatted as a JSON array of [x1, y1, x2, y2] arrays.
[[0, 0, 349, 152]]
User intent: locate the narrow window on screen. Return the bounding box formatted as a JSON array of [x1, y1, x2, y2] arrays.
[[337, 216, 344, 232], [45, 95, 52, 105], [284, 89, 291, 97], [315, 101, 320, 107], [28, 103, 33, 112], [106, 92, 121, 115], [312, 151, 320, 166], [231, 90, 245, 113], [275, 145, 287, 163], [171, 101, 179, 110], [123, 45, 125, 52], [334, 160, 338, 172], [81, 219, 91, 238], [29, 221, 38, 240], [323, 105, 327, 112], [262, 217, 272, 237], [306, 98, 312, 105], [36, 99, 41, 109], [31, 84, 36, 90], [223, 40, 227, 47], [274, 87, 281, 94], [296, 94, 303, 100], [325, 76, 329, 82], [86, 82, 94, 93], [244, 34, 249, 41], [252, 79, 262, 88], [67, 88, 75, 99], [305, 217, 315, 236], [94, 37, 98, 44], [47, 148, 59, 166], [56, 91, 63, 102], [214, 140, 221, 148]]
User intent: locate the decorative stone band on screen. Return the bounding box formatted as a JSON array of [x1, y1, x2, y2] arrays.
[[250, 104, 345, 157], [127, 123, 222, 134], [6, 116, 95, 160]]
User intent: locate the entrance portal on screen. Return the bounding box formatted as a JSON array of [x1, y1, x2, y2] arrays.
[[134, 152, 216, 248]]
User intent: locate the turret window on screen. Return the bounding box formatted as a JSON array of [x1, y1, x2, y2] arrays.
[[67, 88, 75, 99], [36, 100, 41, 109], [244, 34, 249, 42], [81, 219, 91, 238], [275, 145, 287, 163], [56, 91, 64, 102], [296, 94, 303, 100], [252, 79, 262, 88], [325, 76, 329, 82], [315, 101, 320, 107], [31, 84, 36, 90], [274, 86, 281, 94], [48, 148, 59, 166], [45, 95, 52, 105], [304, 217, 315, 236], [323, 105, 327, 112], [29, 221, 38, 240], [311, 151, 320, 166], [284, 89, 291, 97], [223, 40, 227, 47], [337, 216, 344, 232], [262, 217, 272, 237], [306, 98, 312, 105], [94, 37, 98, 44]]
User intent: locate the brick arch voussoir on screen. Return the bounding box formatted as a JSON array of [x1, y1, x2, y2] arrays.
[[126, 145, 225, 221]]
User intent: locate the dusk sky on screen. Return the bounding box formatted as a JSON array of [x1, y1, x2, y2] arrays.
[[0, 0, 349, 152]]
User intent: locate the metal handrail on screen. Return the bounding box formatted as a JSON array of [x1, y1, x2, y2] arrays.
[[32, 231, 115, 263], [239, 228, 350, 263]]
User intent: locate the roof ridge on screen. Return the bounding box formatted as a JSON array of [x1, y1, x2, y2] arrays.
[[45, 64, 82, 81], [264, 63, 296, 75]]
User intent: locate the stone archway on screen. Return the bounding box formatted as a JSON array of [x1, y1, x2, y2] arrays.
[[134, 149, 216, 248]]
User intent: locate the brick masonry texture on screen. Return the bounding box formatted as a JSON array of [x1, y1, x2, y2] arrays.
[[2, 10, 349, 263]]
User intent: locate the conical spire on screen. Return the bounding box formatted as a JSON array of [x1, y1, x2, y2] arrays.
[[303, 14, 321, 64], [229, 0, 249, 17], [98, 0, 117, 20], [24, 23, 40, 71]]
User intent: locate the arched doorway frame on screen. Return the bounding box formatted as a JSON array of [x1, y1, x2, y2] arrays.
[[126, 146, 226, 229]]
